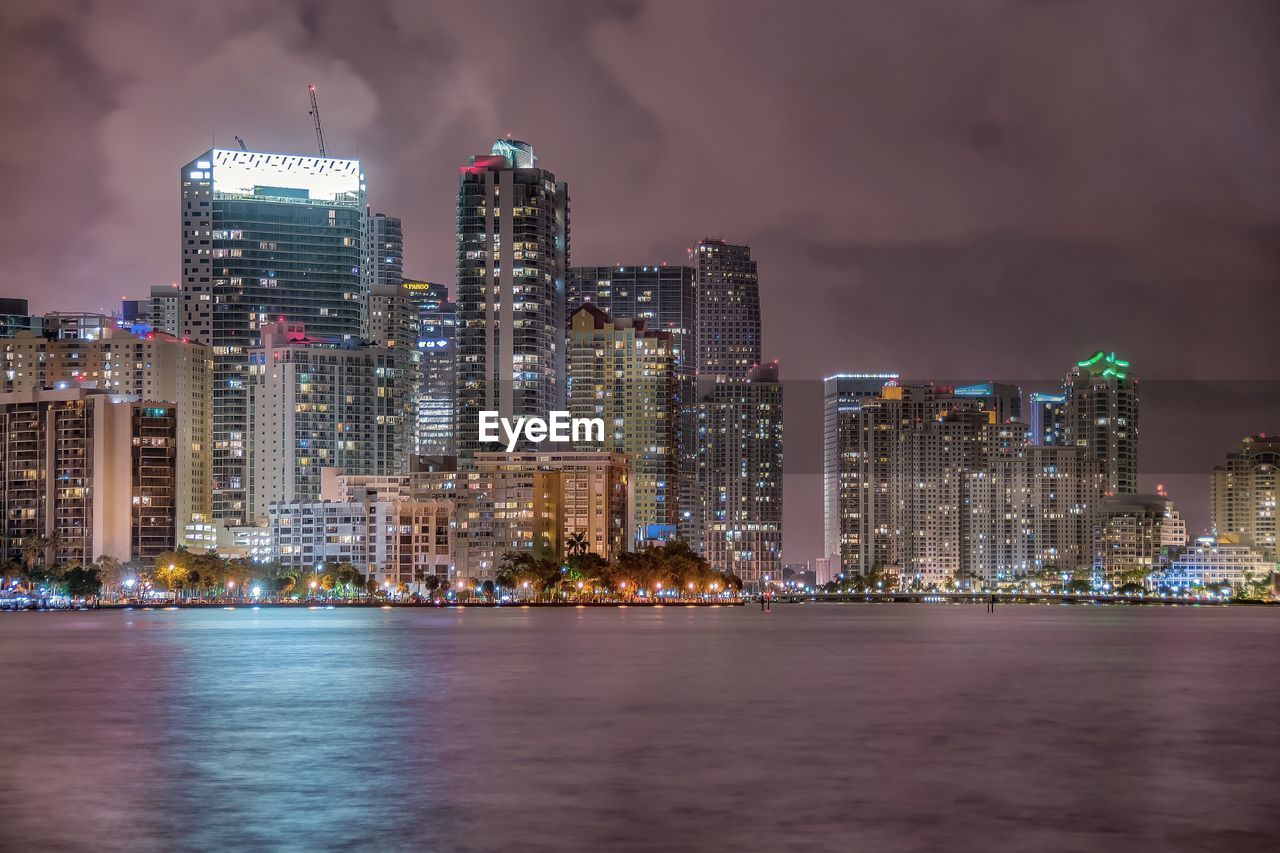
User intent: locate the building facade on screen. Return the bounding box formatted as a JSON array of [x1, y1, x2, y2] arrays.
[[691, 239, 760, 381], [1211, 434, 1279, 560], [270, 495, 453, 587], [700, 363, 783, 590], [455, 140, 568, 460], [1029, 391, 1068, 446], [1065, 351, 1138, 495], [0, 388, 176, 565], [1096, 494, 1187, 580], [179, 149, 367, 525], [403, 280, 456, 457], [245, 321, 413, 520], [566, 264, 698, 545], [0, 299, 41, 339], [1, 327, 211, 546], [367, 212, 404, 287], [822, 374, 901, 571], [568, 305, 677, 545], [455, 451, 629, 579], [1155, 536, 1273, 590]]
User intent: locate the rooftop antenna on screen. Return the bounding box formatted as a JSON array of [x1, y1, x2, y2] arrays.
[[235, 136, 248, 151], [307, 84, 327, 157]]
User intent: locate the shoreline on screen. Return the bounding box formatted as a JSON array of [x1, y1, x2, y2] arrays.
[[3, 594, 1277, 612]]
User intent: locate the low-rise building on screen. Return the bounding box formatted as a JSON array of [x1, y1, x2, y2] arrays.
[[1096, 494, 1187, 580], [269, 494, 454, 587], [1155, 536, 1273, 590]]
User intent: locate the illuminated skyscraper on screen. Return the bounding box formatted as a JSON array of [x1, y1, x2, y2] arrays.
[[246, 321, 413, 519], [1064, 351, 1138, 495], [568, 304, 678, 545], [567, 264, 698, 543], [180, 149, 367, 524], [691, 239, 759, 381], [455, 139, 568, 460], [822, 374, 900, 569], [403, 280, 456, 456], [1212, 434, 1280, 560], [700, 363, 783, 590]]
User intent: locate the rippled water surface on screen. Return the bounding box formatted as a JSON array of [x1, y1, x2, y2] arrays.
[[1, 604, 1277, 852]]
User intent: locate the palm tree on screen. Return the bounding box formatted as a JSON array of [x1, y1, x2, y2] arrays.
[[565, 532, 589, 557]]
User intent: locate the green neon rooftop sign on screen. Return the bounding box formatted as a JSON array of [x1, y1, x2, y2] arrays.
[[1076, 351, 1130, 379]]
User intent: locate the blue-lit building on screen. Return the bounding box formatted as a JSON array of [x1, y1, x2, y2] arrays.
[[1029, 391, 1068, 446], [950, 381, 1023, 424], [403, 280, 456, 457]]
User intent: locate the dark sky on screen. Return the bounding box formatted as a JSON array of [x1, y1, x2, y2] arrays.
[[3, 0, 1278, 560]]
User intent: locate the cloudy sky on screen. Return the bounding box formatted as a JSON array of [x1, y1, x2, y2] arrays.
[[2, 0, 1277, 558]]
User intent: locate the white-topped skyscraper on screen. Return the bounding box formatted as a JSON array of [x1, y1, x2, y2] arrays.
[[180, 149, 367, 524], [455, 139, 568, 460]]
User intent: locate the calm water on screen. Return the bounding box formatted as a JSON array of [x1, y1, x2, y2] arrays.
[[1, 604, 1276, 852]]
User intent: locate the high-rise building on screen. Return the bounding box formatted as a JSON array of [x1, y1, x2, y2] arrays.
[[823, 374, 901, 569], [567, 264, 698, 544], [245, 321, 413, 520], [1211, 434, 1280, 560], [455, 139, 568, 460], [368, 283, 421, 352], [700, 363, 783, 590], [1065, 351, 1138, 495], [403, 280, 456, 456], [824, 378, 1104, 584], [1, 327, 211, 546], [825, 381, 954, 574], [691, 239, 760, 381], [1029, 391, 1068, 446], [0, 388, 177, 565], [179, 149, 367, 524], [566, 265, 696, 355], [568, 304, 677, 545], [367, 212, 404, 287], [966, 435, 1105, 582]]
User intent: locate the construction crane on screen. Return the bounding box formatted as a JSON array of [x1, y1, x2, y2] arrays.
[[234, 136, 248, 151], [307, 84, 327, 157]]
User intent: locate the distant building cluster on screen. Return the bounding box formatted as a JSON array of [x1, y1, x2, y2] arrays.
[[1, 138, 1273, 595], [819, 358, 1274, 591]]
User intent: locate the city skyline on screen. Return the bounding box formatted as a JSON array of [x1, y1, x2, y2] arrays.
[[1, 1, 1278, 561]]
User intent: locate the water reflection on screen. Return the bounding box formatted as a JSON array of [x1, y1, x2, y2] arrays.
[[1, 606, 1277, 851]]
